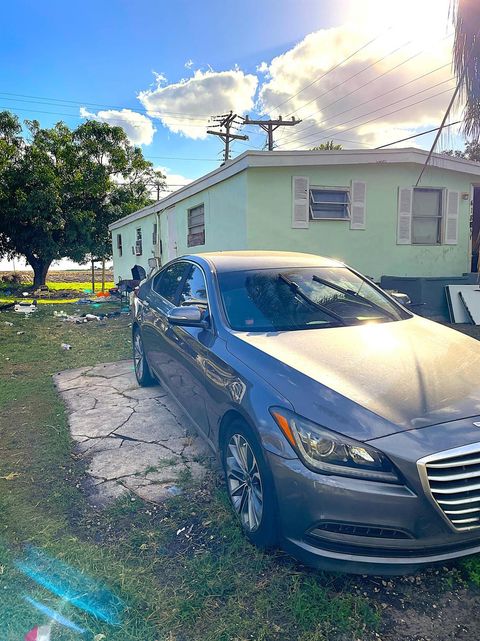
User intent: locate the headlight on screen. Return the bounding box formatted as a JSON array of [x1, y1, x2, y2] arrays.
[[270, 407, 399, 483]]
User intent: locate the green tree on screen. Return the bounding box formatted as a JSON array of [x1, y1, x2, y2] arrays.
[[310, 141, 343, 150], [452, 0, 480, 139], [443, 141, 480, 161], [0, 113, 165, 286]]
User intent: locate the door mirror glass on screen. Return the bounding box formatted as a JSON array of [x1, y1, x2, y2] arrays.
[[167, 305, 206, 328]]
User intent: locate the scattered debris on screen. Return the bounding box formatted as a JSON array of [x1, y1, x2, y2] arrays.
[[77, 298, 95, 304], [61, 343, 72, 350], [16, 331, 25, 335], [24, 625, 52, 641], [0, 472, 20, 480], [3, 321, 13, 326], [14, 301, 37, 314], [85, 313, 100, 321]]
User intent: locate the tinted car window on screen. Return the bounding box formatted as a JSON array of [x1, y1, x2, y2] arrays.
[[218, 267, 408, 332], [152, 262, 187, 304], [179, 265, 208, 305]]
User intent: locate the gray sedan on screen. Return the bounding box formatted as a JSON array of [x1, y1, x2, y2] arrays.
[[132, 251, 480, 574]]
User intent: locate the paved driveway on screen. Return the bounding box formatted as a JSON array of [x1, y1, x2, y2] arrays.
[[54, 360, 214, 505]]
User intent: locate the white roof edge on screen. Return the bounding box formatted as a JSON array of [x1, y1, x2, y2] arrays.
[[109, 148, 480, 230]]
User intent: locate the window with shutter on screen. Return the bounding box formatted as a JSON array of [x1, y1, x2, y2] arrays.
[[135, 227, 143, 256], [188, 204, 205, 247], [292, 176, 309, 228], [116, 233, 123, 257], [444, 190, 459, 245], [397, 188, 413, 244], [350, 180, 366, 229]]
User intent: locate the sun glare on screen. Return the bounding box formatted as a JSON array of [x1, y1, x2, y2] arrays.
[[340, 0, 451, 46]]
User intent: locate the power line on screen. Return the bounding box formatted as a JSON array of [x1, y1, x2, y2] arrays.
[[375, 120, 463, 149], [277, 63, 451, 146], [292, 86, 455, 150], [275, 32, 453, 145], [144, 155, 219, 161], [283, 38, 412, 120], [0, 91, 214, 119], [266, 28, 391, 115], [277, 78, 455, 149]]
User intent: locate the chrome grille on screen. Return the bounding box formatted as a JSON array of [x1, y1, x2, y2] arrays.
[[419, 443, 480, 532]]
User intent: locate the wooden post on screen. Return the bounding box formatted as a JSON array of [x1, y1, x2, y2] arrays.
[[242, 115, 301, 151], [91, 258, 95, 294], [101, 259, 106, 293]]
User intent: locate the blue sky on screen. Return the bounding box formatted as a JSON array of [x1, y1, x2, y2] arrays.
[[1, 0, 351, 181], [0, 0, 464, 269]]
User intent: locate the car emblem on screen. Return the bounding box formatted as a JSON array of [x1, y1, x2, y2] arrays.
[[473, 422, 480, 428]]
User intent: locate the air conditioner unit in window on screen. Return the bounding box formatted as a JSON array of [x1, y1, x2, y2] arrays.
[[135, 241, 143, 256]]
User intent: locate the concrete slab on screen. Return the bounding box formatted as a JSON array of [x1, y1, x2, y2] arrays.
[[54, 360, 215, 505]]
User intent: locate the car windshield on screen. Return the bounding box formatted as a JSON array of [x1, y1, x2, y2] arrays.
[[218, 266, 409, 332]]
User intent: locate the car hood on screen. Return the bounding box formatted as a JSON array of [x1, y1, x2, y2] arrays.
[[227, 316, 480, 440]]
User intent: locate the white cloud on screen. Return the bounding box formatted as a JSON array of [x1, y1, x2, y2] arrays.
[[79, 107, 156, 146], [257, 16, 454, 150], [256, 61, 269, 74], [156, 167, 193, 198], [184, 59, 194, 69], [138, 69, 258, 139]]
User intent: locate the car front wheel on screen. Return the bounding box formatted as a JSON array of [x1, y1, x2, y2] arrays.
[[221, 419, 278, 549], [133, 328, 155, 387]]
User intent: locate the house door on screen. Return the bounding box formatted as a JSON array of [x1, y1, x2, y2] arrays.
[[167, 209, 177, 262]]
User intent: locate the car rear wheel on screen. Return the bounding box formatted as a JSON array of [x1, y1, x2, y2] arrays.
[[221, 419, 278, 549], [133, 328, 155, 387]]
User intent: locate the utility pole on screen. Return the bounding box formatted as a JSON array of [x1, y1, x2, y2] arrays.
[[207, 112, 248, 164], [242, 115, 301, 151]]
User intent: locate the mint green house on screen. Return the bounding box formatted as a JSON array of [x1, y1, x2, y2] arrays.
[[109, 148, 480, 283]]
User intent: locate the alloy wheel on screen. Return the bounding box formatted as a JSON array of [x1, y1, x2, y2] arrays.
[[226, 433, 264, 532], [133, 333, 144, 380]]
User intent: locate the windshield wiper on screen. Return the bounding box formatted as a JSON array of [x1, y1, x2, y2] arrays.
[[311, 274, 397, 321], [278, 274, 347, 326]]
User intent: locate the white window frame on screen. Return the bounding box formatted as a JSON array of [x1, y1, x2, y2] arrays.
[[309, 186, 351, 221], [411, 187, 444, 246]]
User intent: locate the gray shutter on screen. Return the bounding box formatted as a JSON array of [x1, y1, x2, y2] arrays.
[[292, 176, 309, 228], [444, 190, 459, 245], [397, 187, 413, 244], [350, 180, 366, 229]]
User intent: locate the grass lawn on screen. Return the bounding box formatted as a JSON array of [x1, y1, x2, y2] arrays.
[[1, 307, 480, 641]]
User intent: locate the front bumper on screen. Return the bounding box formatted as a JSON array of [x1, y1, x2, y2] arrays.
[[267, 422, 480, 574]]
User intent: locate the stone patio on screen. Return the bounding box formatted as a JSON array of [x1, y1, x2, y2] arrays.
[[53, 360, 215, 505]]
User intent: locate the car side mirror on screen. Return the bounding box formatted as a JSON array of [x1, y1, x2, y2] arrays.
[[167, 305, 208, 328]]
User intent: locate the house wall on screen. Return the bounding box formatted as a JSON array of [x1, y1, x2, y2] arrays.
[[111, 212, 158, 282], [245, 163, 473, 280], [158, 170, 248, 260]]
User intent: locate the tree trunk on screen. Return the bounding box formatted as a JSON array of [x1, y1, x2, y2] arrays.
[[26, 256, 52, 288], [91, 259, 95, 294], [101, 258, 106, 292]]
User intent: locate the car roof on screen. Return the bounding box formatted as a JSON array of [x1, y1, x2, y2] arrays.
[[183, 250, 344, 273]]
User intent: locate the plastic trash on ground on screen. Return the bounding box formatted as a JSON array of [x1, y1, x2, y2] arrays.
[[24, 625, 51, 641], [61, 343, 72, 350], [14, 301, 38, 314]]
